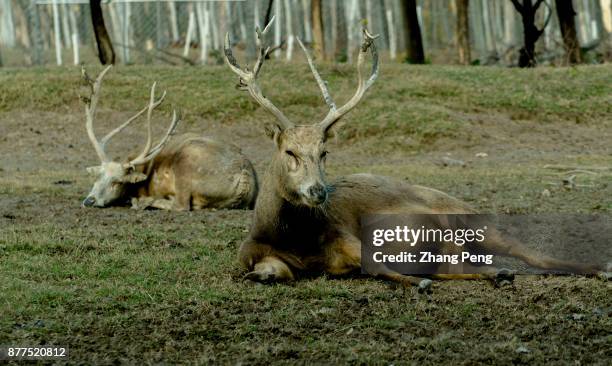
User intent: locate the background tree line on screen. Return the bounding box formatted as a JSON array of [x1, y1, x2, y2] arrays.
[[0, 0, 610, 68]]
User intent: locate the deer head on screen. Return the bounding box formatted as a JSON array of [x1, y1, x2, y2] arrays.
[[224, 17, 378, 207], [80, 66, 180, 208]]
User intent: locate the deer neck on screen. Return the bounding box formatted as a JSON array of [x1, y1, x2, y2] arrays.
[[254, 156, 289, 219], [251, 155, 330, 247], [253, 155, 323, 229]]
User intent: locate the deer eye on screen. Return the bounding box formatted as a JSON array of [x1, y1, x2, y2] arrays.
[[285, 150, 299, 169]]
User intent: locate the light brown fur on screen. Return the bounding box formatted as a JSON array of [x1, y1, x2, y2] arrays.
[[80, 66, 257, 210], [84, 133, 257, 210], [225, 22, 608, 291], [128, 133, 258, 211]]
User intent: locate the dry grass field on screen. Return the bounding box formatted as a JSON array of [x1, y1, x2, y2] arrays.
[[1, 63, 611, 364]]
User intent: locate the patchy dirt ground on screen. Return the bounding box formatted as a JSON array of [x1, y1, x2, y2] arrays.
[[0, 64, 611, 364]]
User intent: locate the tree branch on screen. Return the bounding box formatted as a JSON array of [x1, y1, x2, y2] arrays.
[[510, 0, 524, 13], [535, 1, 553, 39], [534, 0, 546, 10]]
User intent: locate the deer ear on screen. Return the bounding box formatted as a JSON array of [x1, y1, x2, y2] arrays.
[[120, 172, 147, 183], [264, 123, 283, 146], [86, 166, 102, 175]]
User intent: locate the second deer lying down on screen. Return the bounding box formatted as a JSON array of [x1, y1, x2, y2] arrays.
[[225, 20, 609, 291], [81, 66, 258, 211]]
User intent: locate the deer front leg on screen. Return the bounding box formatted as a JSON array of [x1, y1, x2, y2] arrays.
[[431, 265, 516, 287], [131, 194, 190, 211], [149, 197, 190, 211], [245, 256, 295, 283], [239, 240, 295, 284], [130, 196, 155, 210], [326, 233, 433, 292]]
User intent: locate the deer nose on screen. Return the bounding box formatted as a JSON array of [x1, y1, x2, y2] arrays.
[[82, 196, 96, 207], [308, 184, 328, 204]]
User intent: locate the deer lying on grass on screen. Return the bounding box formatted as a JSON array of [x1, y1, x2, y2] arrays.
[[81, 66, 258, 211], [225, 21, 609, 291]]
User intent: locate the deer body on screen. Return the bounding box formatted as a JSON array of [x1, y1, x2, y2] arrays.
[[226, 20, 608, 290], [127, 133, 257, 210], [240, 135, 479, 285], [80, 66, 257, 211]]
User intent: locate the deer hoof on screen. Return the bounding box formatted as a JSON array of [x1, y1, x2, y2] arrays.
[[244, 270, 276, 284], [494, 268, 515, 287], [418, 279, 433, 293]]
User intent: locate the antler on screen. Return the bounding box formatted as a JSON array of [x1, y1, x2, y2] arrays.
[[126, 109, 180, 167], [81, 66, 180, 167], [123, 83, 173, 166], [297, 28, 379, 133], [223, 16, 294, 131], [82, 65, 113, 162]]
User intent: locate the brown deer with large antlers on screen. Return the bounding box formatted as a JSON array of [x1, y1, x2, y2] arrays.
[[225, 19, 609, 291], [81, 66, 258, 211]]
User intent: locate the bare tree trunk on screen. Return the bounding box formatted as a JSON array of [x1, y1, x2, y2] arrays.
[[219, 2, 229, 54], [52, 0, 62, 65], [511, 0, 550, 67], [366, 0, 374, 29], [61, 3, 72, 48], [0, 0, 16, 47], [243, 1, 255, 60], [195, 1, 210, 64], [211, 4, 219, 50], [334, 0, 348, 61], [27, 1, 44, 65], [483, 0, 498, 59], [601, 0, 612, 35], [264, 0, 274, 26], [590, 0, 605, 41], [168, 1, 179, 43], [311, 0, 326, 60], [346, 0, 358, 63], [183, 6, 195, 57], [121, 1, 130, 63], [90, 0, 115, 64], [555, 0, 582, 64], [302, 0, 312, 42], [69, 6, 80, 65], [284, 0, 294, 61], [456, 0, 470, 64], [384, 0, 397, 60], [401, 0, 425, 63]]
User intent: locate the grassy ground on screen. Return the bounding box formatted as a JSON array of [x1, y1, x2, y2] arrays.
[[0, 63, 611, 365]]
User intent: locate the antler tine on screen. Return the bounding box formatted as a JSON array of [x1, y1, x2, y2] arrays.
[[296, 37, 337, 111], [82, 65, 113, 163], [253, 16, 274, 77], [130, 82, 167, 165], [223, 16, 294, 130], [319, 28, 379, 132], [127, 109, 181, 167]]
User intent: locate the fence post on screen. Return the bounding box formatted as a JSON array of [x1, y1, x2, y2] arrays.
[[28, 2, 44, 65], [52, 0, 63, 65]]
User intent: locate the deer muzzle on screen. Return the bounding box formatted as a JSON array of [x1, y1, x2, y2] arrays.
[[306, 184, 328, 206], [82, 196, 96, 208]]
